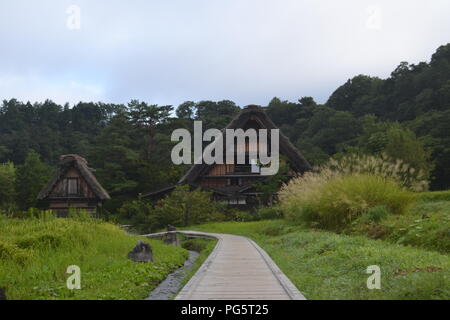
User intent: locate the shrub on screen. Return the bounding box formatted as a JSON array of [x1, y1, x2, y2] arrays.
[[117, 200, 156, 233], [228, 210, 258, 222], [280, 173, 416, 231], [256, 206, 283, 220], [155, 186, 224, 227]]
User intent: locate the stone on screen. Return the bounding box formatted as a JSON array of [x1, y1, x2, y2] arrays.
[[128, 240, 153, 263], [167, 224, 177, 232]]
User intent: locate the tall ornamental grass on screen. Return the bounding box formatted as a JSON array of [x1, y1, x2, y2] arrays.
[[280, 155, 418, 231]]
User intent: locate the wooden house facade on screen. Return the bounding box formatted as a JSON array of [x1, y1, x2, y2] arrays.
[[37, 154, 110, 214], [143, 105, 311, 208]]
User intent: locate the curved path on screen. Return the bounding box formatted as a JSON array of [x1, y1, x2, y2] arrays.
[[174, 231, 306, 300]]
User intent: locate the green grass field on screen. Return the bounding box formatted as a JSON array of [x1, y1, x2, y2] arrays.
[[0, 215, 188, 300], [344, 199, 450, 253], [190, 220, 449, 299]]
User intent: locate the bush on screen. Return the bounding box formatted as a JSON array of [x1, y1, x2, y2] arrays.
[[280, 173, 416, 231], [256, 206, 283, 220], [155, 186, 224, 227], [117, 200, 155, 233], [228, 210, 258, 222]]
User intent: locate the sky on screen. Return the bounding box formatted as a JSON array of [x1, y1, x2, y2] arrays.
[[0, 0, 449, 107]]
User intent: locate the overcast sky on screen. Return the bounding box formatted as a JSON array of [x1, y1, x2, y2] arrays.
[[0, 0, 449, 107]]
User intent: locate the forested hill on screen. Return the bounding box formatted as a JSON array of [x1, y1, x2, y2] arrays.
[[0, 43, 449, 211]]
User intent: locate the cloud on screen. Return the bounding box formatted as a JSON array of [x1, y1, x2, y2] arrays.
[[0, 0, 449, 107]]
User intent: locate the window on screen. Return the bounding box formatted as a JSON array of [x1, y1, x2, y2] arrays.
[[66, 178, 79, 196], [228, 197, 246, 205], [250, 159, 260, 173], [227, 178, 242, 186], [238, 198, 246, 205]]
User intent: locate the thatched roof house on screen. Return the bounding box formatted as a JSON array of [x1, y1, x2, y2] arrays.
[[143, 105, 311, 207], [37, 154, 110, 214]]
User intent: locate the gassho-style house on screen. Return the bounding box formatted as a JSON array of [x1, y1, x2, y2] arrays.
[[142, 105, 311, 208], [37, 154, 110, 215]]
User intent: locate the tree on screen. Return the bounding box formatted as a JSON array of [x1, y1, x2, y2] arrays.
[[16, 150, 51, 209], [384, 127, 431, 176], [0, 162, 16, 211], [195, 100, 240, 129], [176, 101, 196, 119], [155, 185, 221, 227], [128, 100, 173, 159]]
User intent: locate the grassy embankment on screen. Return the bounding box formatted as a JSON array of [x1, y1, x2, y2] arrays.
[[342, 192, 450, 253], [191, 218, 449, 299], [0, 214, 188, 300], [189, 191, 450, 300]]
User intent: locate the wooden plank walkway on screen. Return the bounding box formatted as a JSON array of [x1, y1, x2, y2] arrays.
[[173, 231, 306, 300]]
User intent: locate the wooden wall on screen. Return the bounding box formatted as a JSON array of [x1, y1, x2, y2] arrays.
[[49, 168, 96, 198]]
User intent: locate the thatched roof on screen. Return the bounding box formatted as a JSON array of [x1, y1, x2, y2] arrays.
[[37, 154, 111, 200], [179, 105, 312, 184]]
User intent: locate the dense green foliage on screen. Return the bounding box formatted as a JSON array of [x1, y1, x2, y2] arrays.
[[0, 43, 449, 220], [346, 198, 450, 254], [190, 220, 450, 299], [117, 185, 225, 233], [0, 214, 188, 299], [0, 162, 16, 211]]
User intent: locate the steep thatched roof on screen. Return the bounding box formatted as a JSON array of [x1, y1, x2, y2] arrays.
[[37, 154, 111, 200], [179, 105, 312, 184]]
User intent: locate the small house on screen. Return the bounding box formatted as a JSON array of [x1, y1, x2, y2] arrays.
[[37, 154, 110, 215]]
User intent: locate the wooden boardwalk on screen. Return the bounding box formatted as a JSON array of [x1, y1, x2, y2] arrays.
[[173, 231, 306, 300]]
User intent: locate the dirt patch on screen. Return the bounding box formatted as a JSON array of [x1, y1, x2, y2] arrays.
[[394, 265, 443, 276]]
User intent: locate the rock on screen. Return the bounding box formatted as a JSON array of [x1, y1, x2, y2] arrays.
[[128, 240, 153, 263], [167, 224, 177, 232], [0, 288, 6, 300]]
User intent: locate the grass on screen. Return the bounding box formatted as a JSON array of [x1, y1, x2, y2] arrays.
[[417, 190, 450, 202], [174, 237, 217, 299], [280, 173, 416, 231], [189, 220, 449, 299], [0, 215, 188, 300], [346, 200, 450, 253]]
